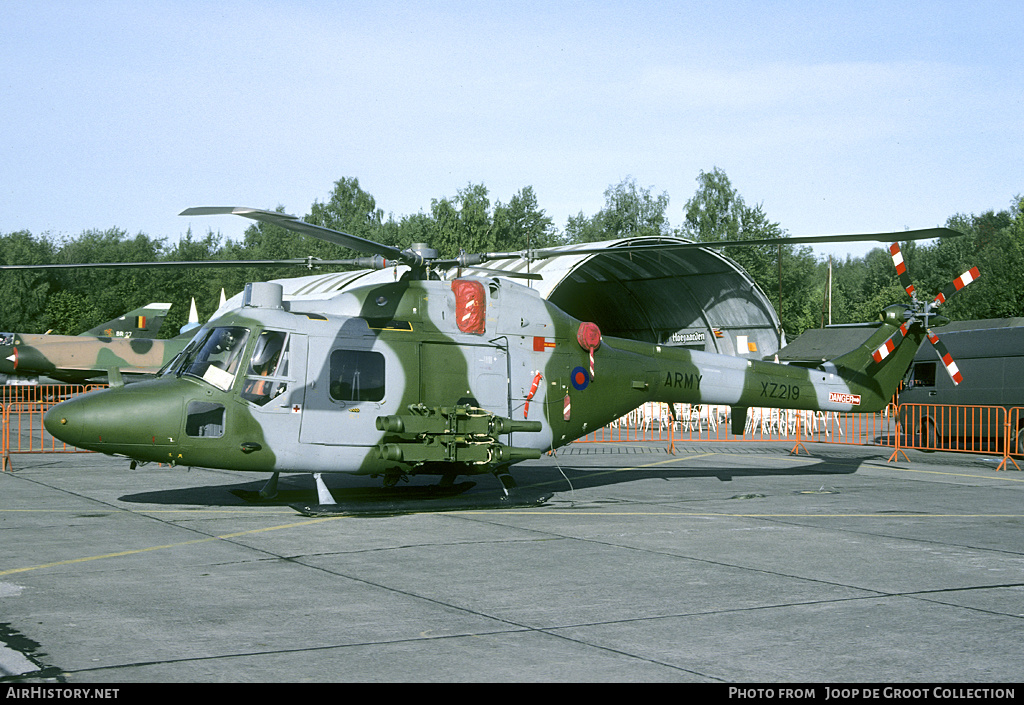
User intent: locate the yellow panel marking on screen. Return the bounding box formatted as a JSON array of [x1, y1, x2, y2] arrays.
[[0, 516, 342, 577]]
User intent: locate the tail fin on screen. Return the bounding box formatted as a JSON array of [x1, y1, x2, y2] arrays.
[[81, 303, 172, 339], [178, 297, 202, 336], [828, 304, 928, 411]]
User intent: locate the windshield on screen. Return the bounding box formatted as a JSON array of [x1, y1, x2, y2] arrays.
[[158, 328, 208, 377], [179, 326, 251, 391]]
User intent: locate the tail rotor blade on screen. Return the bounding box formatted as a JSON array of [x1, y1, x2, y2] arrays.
[[871, 322, 911, 364], [932, 266, 981, 306], [888, 243, 916, 298], [928, 332, 963, 385]]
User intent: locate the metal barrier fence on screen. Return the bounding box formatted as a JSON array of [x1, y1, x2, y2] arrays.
[[576, 403, 898, 448], [2, 388, 1022, 472], [889, 403, 1022, 471], [2, 385, 107, 470], [0, 384, 94, 405], [575, 400, 1024, 470]]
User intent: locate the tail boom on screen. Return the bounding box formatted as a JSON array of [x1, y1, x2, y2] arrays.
[[618, 308, 924, 415]]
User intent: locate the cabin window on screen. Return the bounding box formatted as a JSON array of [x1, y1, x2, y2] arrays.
[[241, 330, 290, 406], [329, 349, 385, 402], [910, 362, 937, 388], [186, 401, 225, 437]]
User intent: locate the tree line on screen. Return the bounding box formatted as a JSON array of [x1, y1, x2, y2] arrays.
[[1, 170, 1021, 341]]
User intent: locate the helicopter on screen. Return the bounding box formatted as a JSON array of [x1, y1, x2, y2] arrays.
[[41, 207, 978, 515]]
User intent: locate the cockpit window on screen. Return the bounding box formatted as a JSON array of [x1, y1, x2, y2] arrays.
[[241, 330, 290, 406], [180, 326, 250, 391]]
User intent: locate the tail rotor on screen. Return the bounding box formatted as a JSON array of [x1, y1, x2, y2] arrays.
[[871, 242, 979, 386]]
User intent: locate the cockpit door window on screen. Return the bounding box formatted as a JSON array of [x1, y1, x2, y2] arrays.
[[241, 331, 291, 406]]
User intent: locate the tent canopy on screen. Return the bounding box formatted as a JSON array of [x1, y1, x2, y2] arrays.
[[466, 237, 783, 358]]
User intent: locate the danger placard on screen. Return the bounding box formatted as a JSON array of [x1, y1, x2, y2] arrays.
[[828, 392, 861, 405]]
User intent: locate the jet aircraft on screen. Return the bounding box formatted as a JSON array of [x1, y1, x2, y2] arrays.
[[0, 303, 184, 385], [41, 208, 977, 514]]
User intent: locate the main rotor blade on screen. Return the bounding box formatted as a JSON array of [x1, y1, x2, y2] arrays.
[[459, 265, 543, 281], [180, 207, 412, 266], [0, 257, 381, 271], [518, 227, 963, 262]]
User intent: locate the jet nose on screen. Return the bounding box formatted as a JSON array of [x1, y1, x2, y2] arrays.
[[0, 345, 16, 375]]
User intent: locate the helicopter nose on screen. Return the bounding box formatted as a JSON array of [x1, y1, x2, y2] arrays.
[[44, 394, 88, 447], [44, 384, 184, 453]]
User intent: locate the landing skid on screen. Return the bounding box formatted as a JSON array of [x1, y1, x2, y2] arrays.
[[290, 473, 552, 516]]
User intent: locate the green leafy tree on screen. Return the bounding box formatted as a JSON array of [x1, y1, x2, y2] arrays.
[[3, 176, 1020, 346], [307, 176, 385, 251], [0, 230, 54, 332], [148, 228, 232, 336], [392, 212, 434, 253], [565, 177, 670, 243], [43, 290, 100, 335], [827, 254, 874, 325], [492, 186, 561, 251], [680, 167, 818, 336], [429, 183, 495, 258], [50, 228, 167, 329], [937, 198, 1024, 321]]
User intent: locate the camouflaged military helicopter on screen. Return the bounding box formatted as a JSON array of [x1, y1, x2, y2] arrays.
[[41, 207, 977, 514], [0, 302, 177, 385]]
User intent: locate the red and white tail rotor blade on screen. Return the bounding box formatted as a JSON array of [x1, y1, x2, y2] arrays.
[[932, 266, 981, 306], [927, 332, 963, 385], [888, 243, 916, 298], [871, 322, 911, 364]]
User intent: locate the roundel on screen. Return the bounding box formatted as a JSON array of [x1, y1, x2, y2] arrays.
[[571, 366, 590, 390]]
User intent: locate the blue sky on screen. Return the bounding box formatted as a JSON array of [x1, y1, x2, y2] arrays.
[[2, 1, 1021, 260]]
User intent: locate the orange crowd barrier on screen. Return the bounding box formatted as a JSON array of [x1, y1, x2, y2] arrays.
[[893, 403, 1007, 454], [1, 385, 107, 470], [575, 402, 901, 451]]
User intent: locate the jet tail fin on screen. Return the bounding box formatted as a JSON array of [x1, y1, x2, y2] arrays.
[[81, 303, 172, 339]]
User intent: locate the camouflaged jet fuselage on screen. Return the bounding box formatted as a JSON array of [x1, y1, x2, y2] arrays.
[[0, 302, 182, 384], [44, 276, 924, 481], [0, 335, 189, 384]]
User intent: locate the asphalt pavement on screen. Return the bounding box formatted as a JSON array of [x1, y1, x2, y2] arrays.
[[2, 441, 1023, 683]]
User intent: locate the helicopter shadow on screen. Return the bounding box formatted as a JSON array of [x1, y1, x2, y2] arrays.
[[118, 472, 481, 509], [511, 452, 863, 495], [118, 451, 864, 511]]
